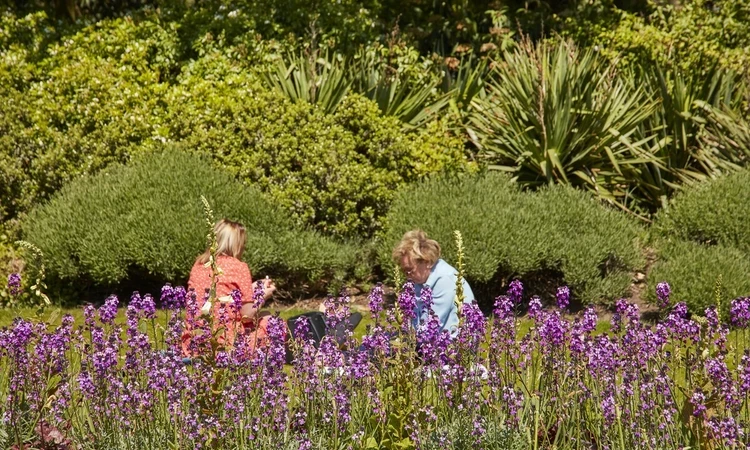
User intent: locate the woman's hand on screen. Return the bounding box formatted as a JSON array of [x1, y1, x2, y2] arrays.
[[262, 276, 276, 300]]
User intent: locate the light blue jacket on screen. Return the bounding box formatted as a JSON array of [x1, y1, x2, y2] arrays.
[[412, 259, 475, 336]]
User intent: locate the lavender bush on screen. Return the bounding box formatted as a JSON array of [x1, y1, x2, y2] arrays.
[[0, 281, 748, 449]]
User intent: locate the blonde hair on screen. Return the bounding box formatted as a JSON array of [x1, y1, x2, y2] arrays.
[[195, 219, 247, 265], [392, 229, 441, 267]]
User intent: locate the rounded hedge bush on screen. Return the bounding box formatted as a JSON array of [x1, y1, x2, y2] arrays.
[[656, 169, 750, 256], [378, 174, 646, 307], [21, 149, 361, 303], [647, 238, 750, 316]]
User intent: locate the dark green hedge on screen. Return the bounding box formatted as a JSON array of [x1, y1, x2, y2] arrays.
[[647, 238, 750, 316], [21, 149, 361, 303], [378, 174, 646, 306], [656, 170, 750, 256]]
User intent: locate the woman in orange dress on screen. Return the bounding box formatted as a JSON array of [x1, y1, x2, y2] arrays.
[[182, 219, 277, 356]]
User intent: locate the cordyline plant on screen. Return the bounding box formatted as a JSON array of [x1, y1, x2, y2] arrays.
[[1, 224, 749, 449]]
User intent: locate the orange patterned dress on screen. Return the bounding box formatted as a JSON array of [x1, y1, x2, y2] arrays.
[[181, 255, 271, 355]]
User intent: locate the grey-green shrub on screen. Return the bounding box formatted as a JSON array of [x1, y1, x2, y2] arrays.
[[378, 174, 646, 306], [22, 149, 360, 303], [656, 170, 750, 256], [648, 238, 750, 315]]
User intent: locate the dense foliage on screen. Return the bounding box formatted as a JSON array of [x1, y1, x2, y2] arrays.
[[656, 169, 750, 255], [165, 62, 470, 237], [2, 0, 750, 306], [379, 174, 645, 307], [21, 150, 361, 303], [647, 238, 750, 316]]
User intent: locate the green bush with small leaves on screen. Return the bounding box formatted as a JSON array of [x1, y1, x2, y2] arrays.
[[379, 174, 646, 307], [656, 170, 750, 256], [21, 150, 361, 304], [647, 238, 750, 316], [0, 13, 177, 224], [165, 64, 471, 237]]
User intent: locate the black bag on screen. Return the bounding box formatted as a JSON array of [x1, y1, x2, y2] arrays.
[[286, 311, 363, 349], [287, 312, 328, 347]]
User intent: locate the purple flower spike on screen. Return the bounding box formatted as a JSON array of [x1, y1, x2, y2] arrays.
[[656, 282, 671, 309], [690, 389, 707, 417], [729, 297, 750, 329], [7, 273, 21, 295], [230, 289, 243, 312], [556, 286, 570, 310], [507, 280, 523, 305], [368, 283, 385, 319], [397, 282, 417, 326], [528, 296, 542, 319], [160, 283, 186, 310], [99, 295, 119, 325], [141, 294, 156, 319]]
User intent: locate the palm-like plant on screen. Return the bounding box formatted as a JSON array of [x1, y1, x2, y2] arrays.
[[469, 39, 659, 214], [262, 51, 351, 114], [441, 56, 489, 136], [263, 49, 448, 128], [625, 67, 747, 213], [351, 51, 449, 128]]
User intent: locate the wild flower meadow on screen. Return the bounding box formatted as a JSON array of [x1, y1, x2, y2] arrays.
[[1, 278, 749, 449]]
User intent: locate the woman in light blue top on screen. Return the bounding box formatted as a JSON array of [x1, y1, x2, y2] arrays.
[[392, 229, 475, 336]]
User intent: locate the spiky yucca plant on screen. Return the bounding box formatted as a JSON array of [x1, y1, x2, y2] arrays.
[[469, 38, 659, 215], [624, 67, 748, 214], [263, 48, 448, 128], [262, 51, 351, 114]]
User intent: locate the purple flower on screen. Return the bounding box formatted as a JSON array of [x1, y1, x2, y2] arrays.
[[7, 273, 21, 295], [457, 302, 486, 353], [729, 297, 750, 328], [368, 283, 385, 319], [662, 302, 700, 342], [230, 288, 243, 312], [160, 283, 186, 310], [705, 306, 720, 331], [99, 295, 119, 325], [570, 307, 597, 354], [537, 310, 569, 351], [601, 394, 616, 426], [397, 282, 417, 328], [706, 416, 743, 447], [656, 281, 671, 309], [739, 352, 750, 396], [141, 294, 156, 319], [690, 389, 707, 417], [252, 280, 265, 309], [556, 286, 570, 310], [528, 296, 542, 319], [493, 295, 513, 319], [507, 279, 523, 305]]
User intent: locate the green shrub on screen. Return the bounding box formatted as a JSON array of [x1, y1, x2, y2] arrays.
[[648, 238, 750, 316], [0, 14, 176, 223], [656, 170, 750, 256], [378, 174, 646, 306], [165, 66, 471, 237], [0, 11, 470, 239], [21, 149, 361, 303]]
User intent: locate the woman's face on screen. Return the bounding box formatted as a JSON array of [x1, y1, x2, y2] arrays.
[[400, 255, 432, 284]]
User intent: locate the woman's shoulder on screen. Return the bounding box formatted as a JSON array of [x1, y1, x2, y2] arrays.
[[216, 255, 250, 272], [434, 259, 456, 274]]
